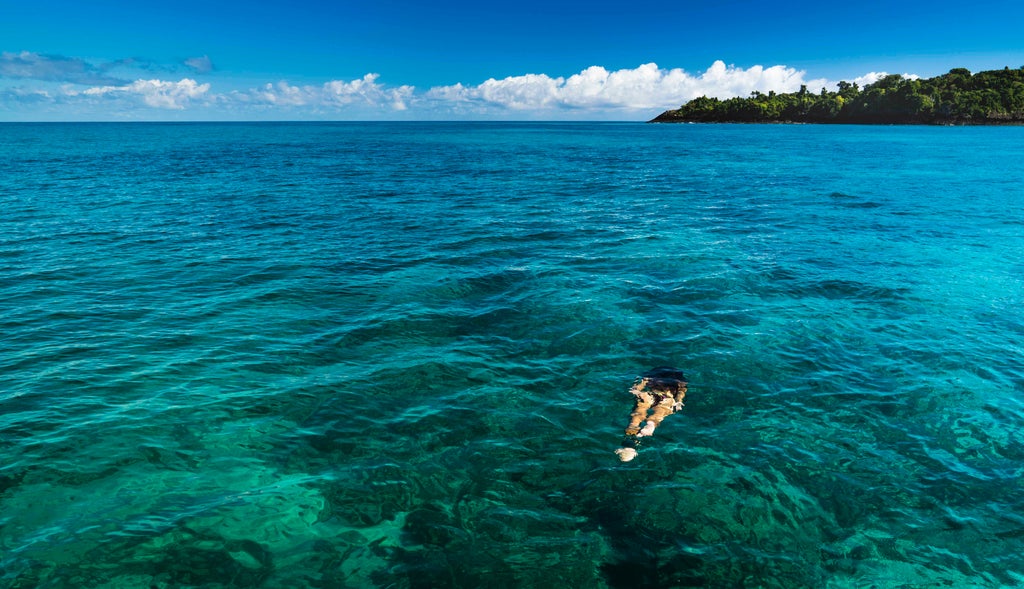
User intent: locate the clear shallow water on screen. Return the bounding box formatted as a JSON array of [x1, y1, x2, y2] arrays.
[[1, 121, 1023, 588]]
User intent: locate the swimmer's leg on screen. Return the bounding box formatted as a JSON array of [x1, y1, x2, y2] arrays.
[[638, 397, 675, 437], [624, 392, 654, 436]]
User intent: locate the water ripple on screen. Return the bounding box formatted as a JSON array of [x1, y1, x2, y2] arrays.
[[3, 122, 1024, 587]]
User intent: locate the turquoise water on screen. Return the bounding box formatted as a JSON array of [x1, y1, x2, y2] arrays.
[[2, 122, 1023, 588]]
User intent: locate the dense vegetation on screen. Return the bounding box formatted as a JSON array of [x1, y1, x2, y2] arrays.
[[651, 67, 1024, 124]]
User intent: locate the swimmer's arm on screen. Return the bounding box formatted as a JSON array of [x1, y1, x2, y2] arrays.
[[672, 389, 686, 411], [629, 378, 649, 395]]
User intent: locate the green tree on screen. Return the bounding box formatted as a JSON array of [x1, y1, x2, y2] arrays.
[[653, 66, 1024, 124]]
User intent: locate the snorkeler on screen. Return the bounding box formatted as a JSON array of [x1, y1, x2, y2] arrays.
[[615, 367, 688, 462]]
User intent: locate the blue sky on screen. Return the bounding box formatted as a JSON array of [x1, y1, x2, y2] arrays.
[[2, 0, 1022, 120]]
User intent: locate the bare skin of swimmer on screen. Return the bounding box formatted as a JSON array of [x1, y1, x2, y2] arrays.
[[615, 369, 687, 462]]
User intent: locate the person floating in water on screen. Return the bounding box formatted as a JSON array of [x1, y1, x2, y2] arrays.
[[615, 367, 688, 462]]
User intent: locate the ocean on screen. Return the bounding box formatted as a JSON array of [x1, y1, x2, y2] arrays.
[[1, 121, 1023, 588]]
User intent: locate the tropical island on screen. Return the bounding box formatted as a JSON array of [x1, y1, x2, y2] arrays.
[[651, 67, 1024, 124]]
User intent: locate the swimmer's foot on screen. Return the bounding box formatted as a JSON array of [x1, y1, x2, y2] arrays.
[[637, 421, 657, 437]]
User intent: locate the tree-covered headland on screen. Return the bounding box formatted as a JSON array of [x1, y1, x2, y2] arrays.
[[651, 67, 1024, 124]]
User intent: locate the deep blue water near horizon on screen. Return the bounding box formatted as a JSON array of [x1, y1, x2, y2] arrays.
[[2, 121, 1023, 588]]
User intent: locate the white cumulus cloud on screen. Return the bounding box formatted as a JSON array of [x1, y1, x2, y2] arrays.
[[426, 61, 833, 115], [250, 81, 313, 106], [245, 73, 414, 112], [73, 78, 210, 109], [849, 71, 921, 87]]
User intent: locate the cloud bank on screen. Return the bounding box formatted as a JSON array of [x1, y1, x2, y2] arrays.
[[67, 78, 211, 109], [427, 61, 829, 115], [240, 74, 414, 112], [1, 56, 916, 120], [0, 51, 127, 85]]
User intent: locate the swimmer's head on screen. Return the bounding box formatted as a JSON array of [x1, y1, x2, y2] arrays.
[[635, 366, 687, 395]]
